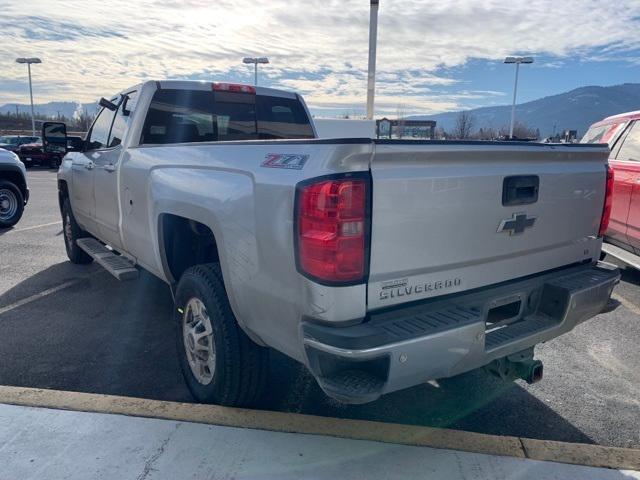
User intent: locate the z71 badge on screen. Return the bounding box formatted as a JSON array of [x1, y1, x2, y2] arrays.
[[261, 153, 309, 170]]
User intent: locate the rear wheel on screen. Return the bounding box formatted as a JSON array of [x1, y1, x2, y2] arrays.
[[49, 156, 61, 169], [175, 263, 269, 407], [61, 198, 93, 264], [0, 180, 24, 228]]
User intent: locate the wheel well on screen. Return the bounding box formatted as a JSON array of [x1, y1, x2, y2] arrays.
[[58, 180, 69, 214], [0, 169, 27, 200], [160, 214, 219, 283]]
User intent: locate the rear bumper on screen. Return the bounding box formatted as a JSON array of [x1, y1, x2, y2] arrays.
[[302, 262, 620, 404]]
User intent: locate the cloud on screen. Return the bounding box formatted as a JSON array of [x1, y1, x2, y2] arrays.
[[1, 0, 639, 115]]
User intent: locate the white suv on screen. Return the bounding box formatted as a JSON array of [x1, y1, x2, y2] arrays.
[[0, 148, 28, 228]]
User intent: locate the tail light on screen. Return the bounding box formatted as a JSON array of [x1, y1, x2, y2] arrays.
[[599, 165, 614, 237], [295, 173, 370, 284], [212, 83, 255, 94]]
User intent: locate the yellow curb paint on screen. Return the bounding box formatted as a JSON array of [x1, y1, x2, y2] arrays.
[[612, 293, 640, 316], [0, 385, 637, 471]]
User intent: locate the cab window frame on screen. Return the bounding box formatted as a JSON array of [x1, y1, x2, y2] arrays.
[[614, 120, 640, 162]]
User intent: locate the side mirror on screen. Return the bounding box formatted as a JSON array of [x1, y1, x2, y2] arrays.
[[66, 137, 85, 152], [99, 97, 118, 111], [42, 122, 68, 154], [121, 95, 131, 116]]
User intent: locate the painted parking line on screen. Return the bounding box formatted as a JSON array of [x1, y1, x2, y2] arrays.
[[0, 385, 637, 471], [7, 221, 62, 233], [612, 293, 640, 316], [0, 271, 104, 316], [0, 279, 81, 316]]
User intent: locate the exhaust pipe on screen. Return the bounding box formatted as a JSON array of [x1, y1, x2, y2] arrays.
[[485, 349, 543, 384]]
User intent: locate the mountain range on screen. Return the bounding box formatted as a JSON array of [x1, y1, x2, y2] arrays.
[[2, 83, 640, 135], [410, 83, 640, 136]]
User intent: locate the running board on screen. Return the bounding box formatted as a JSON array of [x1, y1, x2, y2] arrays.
[[602, 243, 640, 270], [76, 238, 139, 281]]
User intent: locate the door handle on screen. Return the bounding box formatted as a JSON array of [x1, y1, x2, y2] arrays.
[[85, 162, 95, 170], [502, 175, 539, 206], [104, 163, 116, 173]]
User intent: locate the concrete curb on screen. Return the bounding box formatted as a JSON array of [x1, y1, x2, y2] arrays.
[[0, 385, 638, 471]]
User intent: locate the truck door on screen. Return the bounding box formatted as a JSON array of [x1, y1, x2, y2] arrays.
[[93, 92, 136, 250], [627, 165, 640, 251], [611, 121, 640, 248], [71, 106, 116, 234]]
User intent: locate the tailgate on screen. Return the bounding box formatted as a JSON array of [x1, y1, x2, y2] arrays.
[[368, 141, 610, 310]]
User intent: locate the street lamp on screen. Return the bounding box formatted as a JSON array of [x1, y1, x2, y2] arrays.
[[15, 57, 42, 136], [366, 0, 380, 120], [242, 57, 269, 86], [504, 56, 533, 139]]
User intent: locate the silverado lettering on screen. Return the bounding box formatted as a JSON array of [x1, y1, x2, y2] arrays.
[[379, 278, 462, 300]]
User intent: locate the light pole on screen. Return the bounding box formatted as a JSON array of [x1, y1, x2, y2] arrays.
[[15, 57, 42, 136], [242, 57, 269, 86], [366, 0, 380, 120], [504, 56, 533, 139]]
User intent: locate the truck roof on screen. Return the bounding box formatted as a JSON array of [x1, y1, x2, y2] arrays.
[[125, 80, 298, 100], [594, 109, 640, 126]]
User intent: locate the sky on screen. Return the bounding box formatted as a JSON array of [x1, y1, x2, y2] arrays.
[[1, 0, 640, 117]]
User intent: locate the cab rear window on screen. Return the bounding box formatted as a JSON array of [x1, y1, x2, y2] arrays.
[[141, 89, 314, 144]]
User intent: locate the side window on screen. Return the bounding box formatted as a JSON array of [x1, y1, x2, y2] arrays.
[[615, 122, 640, 162], [108, 91, 137, 148], [87, 107, 117, 150]]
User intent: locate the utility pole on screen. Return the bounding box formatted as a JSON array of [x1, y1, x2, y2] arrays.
[[15, 57, 42, 136], [366, 0, 379, 120], [504, 56, 533, 139], [242, 57, 269, 86]]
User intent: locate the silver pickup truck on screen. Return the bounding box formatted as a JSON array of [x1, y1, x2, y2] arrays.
[[43, 80, 619, 406]]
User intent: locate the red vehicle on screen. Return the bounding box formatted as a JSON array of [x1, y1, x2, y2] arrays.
[[18, 136, 84, 169], [18, 139, 62, 169], [583, 111, 640, 268]]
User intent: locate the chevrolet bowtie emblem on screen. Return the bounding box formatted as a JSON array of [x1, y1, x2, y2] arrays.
[[497, 213, 536, 235]]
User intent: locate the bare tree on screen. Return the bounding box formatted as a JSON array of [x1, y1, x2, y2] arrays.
[[434, 126, 447, 140], [395, 104, 406, 139], [498, 121, 537, 139], [474, 126, 497, 140], [452, 111, 475, 139]]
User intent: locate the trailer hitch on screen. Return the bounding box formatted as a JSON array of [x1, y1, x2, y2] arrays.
[[484, 347, 543, 385]]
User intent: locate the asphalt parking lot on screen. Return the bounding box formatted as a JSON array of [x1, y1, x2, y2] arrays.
[[1, 169, 639, 449]]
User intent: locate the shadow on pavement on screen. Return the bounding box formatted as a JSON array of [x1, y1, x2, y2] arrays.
[[264, 351, 596, 444], [0, 261, 595, 445], [619, 264, 640, 287]]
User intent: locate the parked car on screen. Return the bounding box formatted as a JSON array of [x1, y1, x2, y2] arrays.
[[18, 139, 63, 168], [0, 148, 28, 228], [0, 135, 40, 153], [583, 111, 640, 269], [43, 80, 618, 407]]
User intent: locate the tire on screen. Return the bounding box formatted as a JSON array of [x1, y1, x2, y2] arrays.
[[50, 156, 61, 169], [61, 198, 93, 264], [175, 263, 269, 407], [0, 180, 24, 228]]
